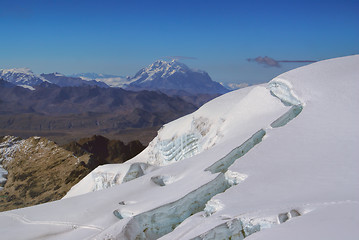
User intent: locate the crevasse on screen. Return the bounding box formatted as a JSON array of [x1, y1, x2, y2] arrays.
[[106, 80, 305, 240], [190, 209, 302, 240], [158, 133, 201, 164], [268, 79, 302, 106]]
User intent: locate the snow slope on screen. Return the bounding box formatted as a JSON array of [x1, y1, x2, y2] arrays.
[[0, 55, 358, 240]]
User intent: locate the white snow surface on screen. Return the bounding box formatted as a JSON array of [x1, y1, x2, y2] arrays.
[[0, 55, 358, 240]]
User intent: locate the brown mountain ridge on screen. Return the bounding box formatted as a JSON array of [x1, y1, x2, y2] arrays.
[[0, 135, 145, 212], [0, 80, 197, 144]]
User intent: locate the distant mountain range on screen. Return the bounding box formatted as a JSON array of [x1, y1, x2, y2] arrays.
[[0, 79, 197, 144], [1, 60, 236, 95], [40, 73, 109, 88], [70, 73, 131, 88], [0, 68, 108, 89], [71, 72, 124, 79], [0, 61, 246, 144], [222, 82, 249, 90], [0, 68, 48, 89]]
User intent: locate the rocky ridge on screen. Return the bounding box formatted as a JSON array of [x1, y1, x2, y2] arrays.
[[0, 135, 145, 212]]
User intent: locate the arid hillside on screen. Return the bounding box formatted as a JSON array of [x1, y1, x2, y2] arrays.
[[0, 135, 145, 212]]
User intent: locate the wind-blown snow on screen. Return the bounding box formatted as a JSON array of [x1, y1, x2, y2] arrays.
[[0, 55, 358, 240]]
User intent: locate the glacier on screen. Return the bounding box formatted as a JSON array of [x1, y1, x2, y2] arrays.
[[0, 55, 358, 240]]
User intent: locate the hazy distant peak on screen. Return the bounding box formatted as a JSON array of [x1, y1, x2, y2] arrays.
[[0, 67, 49, 86], [129, 60, 229, 94], [53, 72, 65, 77], [40, 72, 109, 88], [0, 67, 34, 75], [70, 72, 124, 80], [148, 59, 191, 73], [133, 60, 199, 83]]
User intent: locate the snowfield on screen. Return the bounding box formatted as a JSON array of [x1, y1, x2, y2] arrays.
[[0, 55, 358, 240]]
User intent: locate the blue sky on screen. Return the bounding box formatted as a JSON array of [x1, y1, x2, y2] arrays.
[[0, 0, 358, 85]]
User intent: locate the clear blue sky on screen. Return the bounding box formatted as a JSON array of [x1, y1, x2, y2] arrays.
[[0, 0, 358, 85]]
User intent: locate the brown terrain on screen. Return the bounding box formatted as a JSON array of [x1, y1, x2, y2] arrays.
[[0, 79, 219, 212], [0, 80, 198, 145], [0, 135, 145, 212], [62, 134, 146, 166]]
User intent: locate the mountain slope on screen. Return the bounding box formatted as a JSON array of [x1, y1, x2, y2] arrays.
[[0, 84, 197, 144], [62, 135, 145, 166], [0, 68, 48, 88], [0, 136, 92, 212], [70, 73, 130, 88], [41, 73, 109, 88], [0, 135, 146, 212], [0, 55, 358, 240], [128, 60, 229, 94]]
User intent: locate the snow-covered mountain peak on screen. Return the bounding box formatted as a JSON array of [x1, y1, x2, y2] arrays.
[[0, 67, 33, 75], [134, 59, 191, 82], [0, 67, 49, 87], [150, 59, 190, 71], [129, 60, 228, 94]]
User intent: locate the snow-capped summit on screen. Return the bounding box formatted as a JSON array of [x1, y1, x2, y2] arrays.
[[128, 60, 229, 94], [0, 68, 49, 87], [133, 60, 192, 81], [1, 67, 32, 75]]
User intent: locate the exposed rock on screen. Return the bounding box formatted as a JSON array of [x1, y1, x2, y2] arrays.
[[0, 134, 146, 212], [62, 135, 146, 166], [0, 136, 91, 212]]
